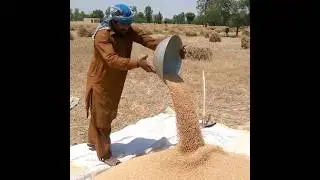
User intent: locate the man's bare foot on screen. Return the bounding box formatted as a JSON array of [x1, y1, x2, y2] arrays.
[[100, 156, 121, 166]]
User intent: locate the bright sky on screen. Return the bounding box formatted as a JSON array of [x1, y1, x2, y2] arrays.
[[70, 0, 198, 19]]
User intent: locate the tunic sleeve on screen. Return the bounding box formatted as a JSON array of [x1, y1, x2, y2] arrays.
[[130, 26, 160, 51], [94, 30, 139, 70]]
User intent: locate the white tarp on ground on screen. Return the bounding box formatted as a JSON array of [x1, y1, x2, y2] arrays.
[[70, 107, 250, 180]]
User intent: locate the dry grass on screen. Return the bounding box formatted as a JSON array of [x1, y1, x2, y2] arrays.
[[70, 23, 250, 145], [77, 25, 92, 37], [153, 28, 163, 34], [185, 46, 213, 60], [70, 32, 74, 40], [71, 21, 98, 31], [209, 32, 221, 42], [242, 29, 250, 37], [241, 36, 250, 49], [185, 31, 198, 37]]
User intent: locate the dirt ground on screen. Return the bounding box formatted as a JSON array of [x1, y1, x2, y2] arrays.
[[70, 27, 250, 145]]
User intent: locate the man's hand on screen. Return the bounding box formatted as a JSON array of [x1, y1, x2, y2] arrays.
[[138, 55, 156, 73], [180, 45, 187, 59]]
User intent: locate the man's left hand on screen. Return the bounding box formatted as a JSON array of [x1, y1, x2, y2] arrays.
[[180, 45, 187, 59]]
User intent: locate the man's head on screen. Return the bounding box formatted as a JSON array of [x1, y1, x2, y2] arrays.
[[109, 4, 134, 35]]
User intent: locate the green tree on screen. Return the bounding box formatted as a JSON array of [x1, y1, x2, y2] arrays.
[[70, 9, 74, 20], [196, 0, 213, 15], [80, 11, 87, 20], [105, 7, 111, 18], [164, 18, 174, 24], [173, 12, 185, 24], [197, 0, 233, 26], [220, 0, 233, 25], [205, 4, 222, 25], [239, 0, 250, 10], [154, 12, 163, 24], [228, 0, 249, 36], [130, 6, 137, 15], [144, 6, 153, 23], [134, 12, 147, 23], [185, 12, 196, 24], [73, 8, 81, 21], [91, 10, 104, 19]]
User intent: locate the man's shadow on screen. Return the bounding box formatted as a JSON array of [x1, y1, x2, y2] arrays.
[[110, 137, 173, 158]]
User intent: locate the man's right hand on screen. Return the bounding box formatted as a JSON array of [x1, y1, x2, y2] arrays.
[[137, 55, 156, 73]]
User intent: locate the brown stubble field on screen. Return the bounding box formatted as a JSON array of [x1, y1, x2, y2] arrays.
[[70, 22, 250, 145]]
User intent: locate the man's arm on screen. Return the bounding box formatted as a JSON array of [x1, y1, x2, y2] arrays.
[[94, 29, 139, 70], [129, 26, 161, 51]]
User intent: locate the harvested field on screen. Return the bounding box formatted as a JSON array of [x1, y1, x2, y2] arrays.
[[70, 23, 250, 145], [94, 74, 249, 180]]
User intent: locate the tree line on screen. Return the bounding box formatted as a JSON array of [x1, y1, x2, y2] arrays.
[[70, 0, 249, 28]]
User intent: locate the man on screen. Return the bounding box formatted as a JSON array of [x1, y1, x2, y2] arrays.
[[85, 4, 186, 166], [225, 27, 230, 37]]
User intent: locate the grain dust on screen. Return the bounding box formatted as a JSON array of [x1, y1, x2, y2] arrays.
[[94, 74, 249, 180]]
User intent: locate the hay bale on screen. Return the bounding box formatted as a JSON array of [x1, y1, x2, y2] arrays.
[[200, 30, 210, 38], [77, 25, 92, 37], [70, 32, 74, 40], [185, 46, 213, 60], [214, 28, 222, 33], [185, 31, 197, 37], [241, 36, 250, 49], [204, 32, 210, 38], [209, 32, 221, 42], [242, 29, 250, 37]]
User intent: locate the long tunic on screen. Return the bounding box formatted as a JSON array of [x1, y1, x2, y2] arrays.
[[85, 25, 160, 159]]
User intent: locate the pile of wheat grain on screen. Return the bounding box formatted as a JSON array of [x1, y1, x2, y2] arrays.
[[209, 32, 221, 42], [241, 35, 250, 49], [77, 25, 92, 37], [94, 74, 249, 180], [185, 46, 213, 60]]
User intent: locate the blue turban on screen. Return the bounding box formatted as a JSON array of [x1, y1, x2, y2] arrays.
[[92, 4, 134, 38]]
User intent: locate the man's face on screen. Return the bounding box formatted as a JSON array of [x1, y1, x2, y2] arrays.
[[113, 21, 131, 35]]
